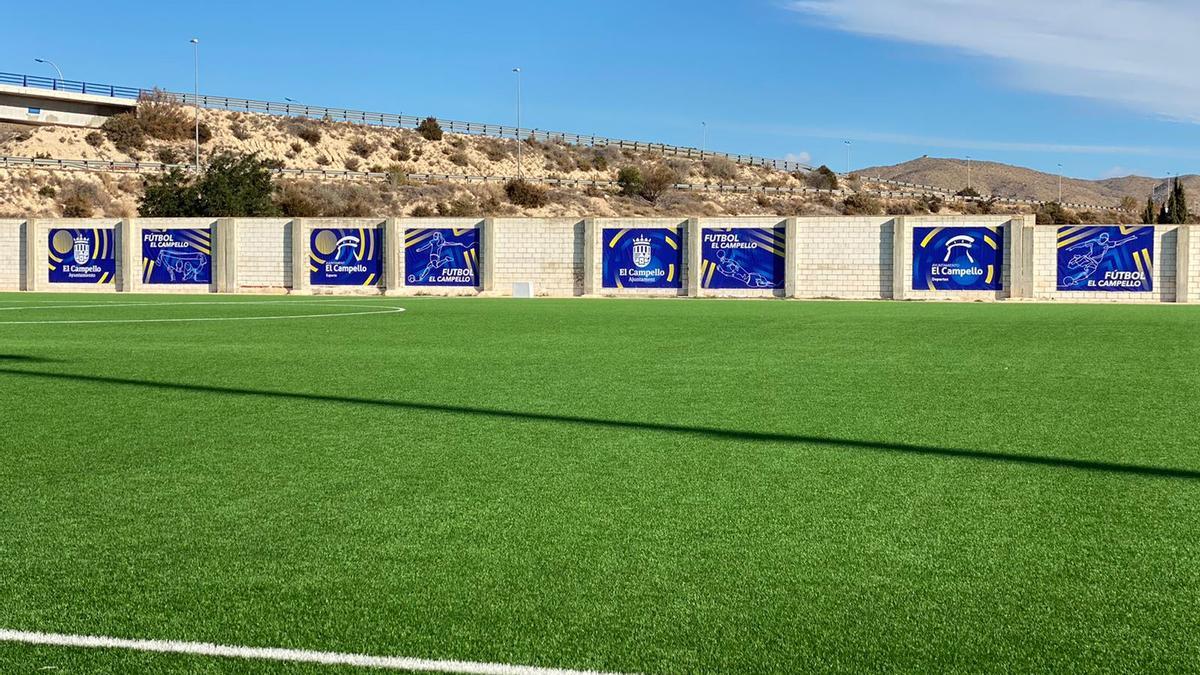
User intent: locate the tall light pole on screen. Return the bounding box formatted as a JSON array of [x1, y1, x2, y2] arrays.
[[702, 122, 707, 155], [966, 155, 971, 190], [1057, 163, 1063, 203], [190, 38, 200, 172], [512, 67, 522, 180], [33, 58, 64, 82], [844, 140, 852, 175]]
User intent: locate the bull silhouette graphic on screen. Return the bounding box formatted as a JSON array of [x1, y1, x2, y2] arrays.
[[155, 249, 208, 282]]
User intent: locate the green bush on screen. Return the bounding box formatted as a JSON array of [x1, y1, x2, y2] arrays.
[[139, 152, 280, 217], [616, 166, 643, 197], [1036, 202, 1080, 225], [84, 131, 104, 148], [37, 185, 56, 198], [417, 117, 443, 141], [410, 204, 435, 217], [155, 147, 183, 164], [61, 194, 94, 218], [956, 186, 981, 198], [292, 122, 322, 146], [136, 89, 193, 141]]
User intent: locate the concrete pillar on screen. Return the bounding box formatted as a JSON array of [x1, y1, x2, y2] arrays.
[[119, 218, 139, 292], [891, 216, 908, 300], [686, 217, 701, 297], [215, 218, 237, 293], [582, 217, 597, 295], [383, 217, 401, 293], [784, 217, 799, 298], [481, 217, 496, 293], [1177, 225, 1192, 303], [1007, 216, 1025, 299], [22, 219, 38, 292], [290, 218, 309, 294]]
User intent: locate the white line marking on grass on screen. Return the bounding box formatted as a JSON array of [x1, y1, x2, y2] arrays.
[[0, 301, 405, 325], [0, 629, 627, 675]]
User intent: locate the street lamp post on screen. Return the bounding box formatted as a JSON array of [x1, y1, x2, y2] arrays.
[[33, 58, 64, 83], [1057, 163, 1063, 203], [702, 122, 707, 155], [966, 156, 971, 190], [844, 140, 851, 175], [512, 67, 522, 180], [190, 38, 200, 172]]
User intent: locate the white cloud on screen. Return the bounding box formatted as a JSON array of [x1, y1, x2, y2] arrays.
[[787, 0, 1200, 123], [784, 151, 812, 163]]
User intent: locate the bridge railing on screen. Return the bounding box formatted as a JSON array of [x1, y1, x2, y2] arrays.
[[0, 72, 142, 99]]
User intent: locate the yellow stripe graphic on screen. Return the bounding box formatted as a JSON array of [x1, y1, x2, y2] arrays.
[[986, 265, 994, 284], [984, 235, 997, 249], [667, 263, 675, 283], [920, 227, 942, 248]]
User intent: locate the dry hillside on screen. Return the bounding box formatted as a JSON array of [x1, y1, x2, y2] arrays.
[[858, 156, 1197, 209]]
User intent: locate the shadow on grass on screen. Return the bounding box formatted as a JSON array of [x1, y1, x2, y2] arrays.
[[1, 367, 1197, 481], [0, 355, 56, 363]]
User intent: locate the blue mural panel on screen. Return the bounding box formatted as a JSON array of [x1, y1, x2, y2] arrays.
[[404, 228, 479, 286], [699, 227, 785, 289], [142, 228, 211, 284], [911, 226, 1004, 291], [309, 227, 382, 286], [602, 227, 683, 289], [48, 228, 115, 284], [1057, 226, 1154, 292]]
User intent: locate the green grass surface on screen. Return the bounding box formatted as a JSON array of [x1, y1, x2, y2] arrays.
[[1, 293, 1199, 673]]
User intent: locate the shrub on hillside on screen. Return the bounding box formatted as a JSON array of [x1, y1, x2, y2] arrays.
[[639, 163, 680, 202], [349, 138, 376, 158], [155, 147, 183, 164], [417, 117, 443, 141], [291, 122, 322, 146], [101, 114, 146, 153], [841, 192, 883, 215], [410, 204, 435, 217], [1036, 201, 1080, 225], [956, 186, 981, 198], [703, 156, 739, 181], [38, 185, 57, 198], [84, 131, 105, 148], [231, 121, 251, 140], [61, 194, 94, 218], [344, 157, 361, 171], [504, 178, 548, 208], [805, 165, 839, 191], [274, 180, 381, 217], [58, 181, 105, 218], [139, 152, 280, 217], [917, 194, 943, 213], [391, 139, 413, 162], [449, 150, 470, 167], [136, 89, 194, 141], [617, 166, 643, 197]]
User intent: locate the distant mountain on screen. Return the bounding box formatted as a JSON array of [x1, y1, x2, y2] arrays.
[[856, 156, 1198, 209]]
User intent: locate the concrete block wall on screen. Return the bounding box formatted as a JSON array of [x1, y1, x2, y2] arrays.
[[0, 220, 24, 291], [1031, 224, 1179, 302], [898, 215, 1016, 301], [492, 218, 584, 297], [237, 218, 292, 291], [1, 216, 1196, 304], [796, 216, 894, 299], [589, 218, 690, 297]]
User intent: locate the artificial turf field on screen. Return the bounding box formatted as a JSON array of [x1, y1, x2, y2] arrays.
[[1, 293, 1199, 673]]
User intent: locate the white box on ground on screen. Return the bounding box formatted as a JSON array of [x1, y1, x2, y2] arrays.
[[512, 282, 534, 298]]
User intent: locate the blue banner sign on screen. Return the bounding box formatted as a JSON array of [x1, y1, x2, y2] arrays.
[[1057, 226, 1154, 292], [309, 227, 382, 286], [602, 227, 683, 289], [699, 227, 785, 289], [49, 228, 115, 284], [142, 228, 211, 284], [912, 226, 1004, 291], [404, 228, 479, 286]]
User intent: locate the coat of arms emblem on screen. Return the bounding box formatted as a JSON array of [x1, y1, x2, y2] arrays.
[[632, 235, 652, 269], [72, 234, 90, 265]]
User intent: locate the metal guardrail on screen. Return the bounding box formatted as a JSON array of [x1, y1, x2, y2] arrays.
[[0, 72, 142, 99]]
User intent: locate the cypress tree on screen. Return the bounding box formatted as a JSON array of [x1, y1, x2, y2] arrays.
[[1172, 179, 1188, 224], [1142, 195, 1156, 225]]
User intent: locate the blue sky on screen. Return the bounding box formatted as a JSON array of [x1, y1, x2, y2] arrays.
[[3, 0, 1197, 179]]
